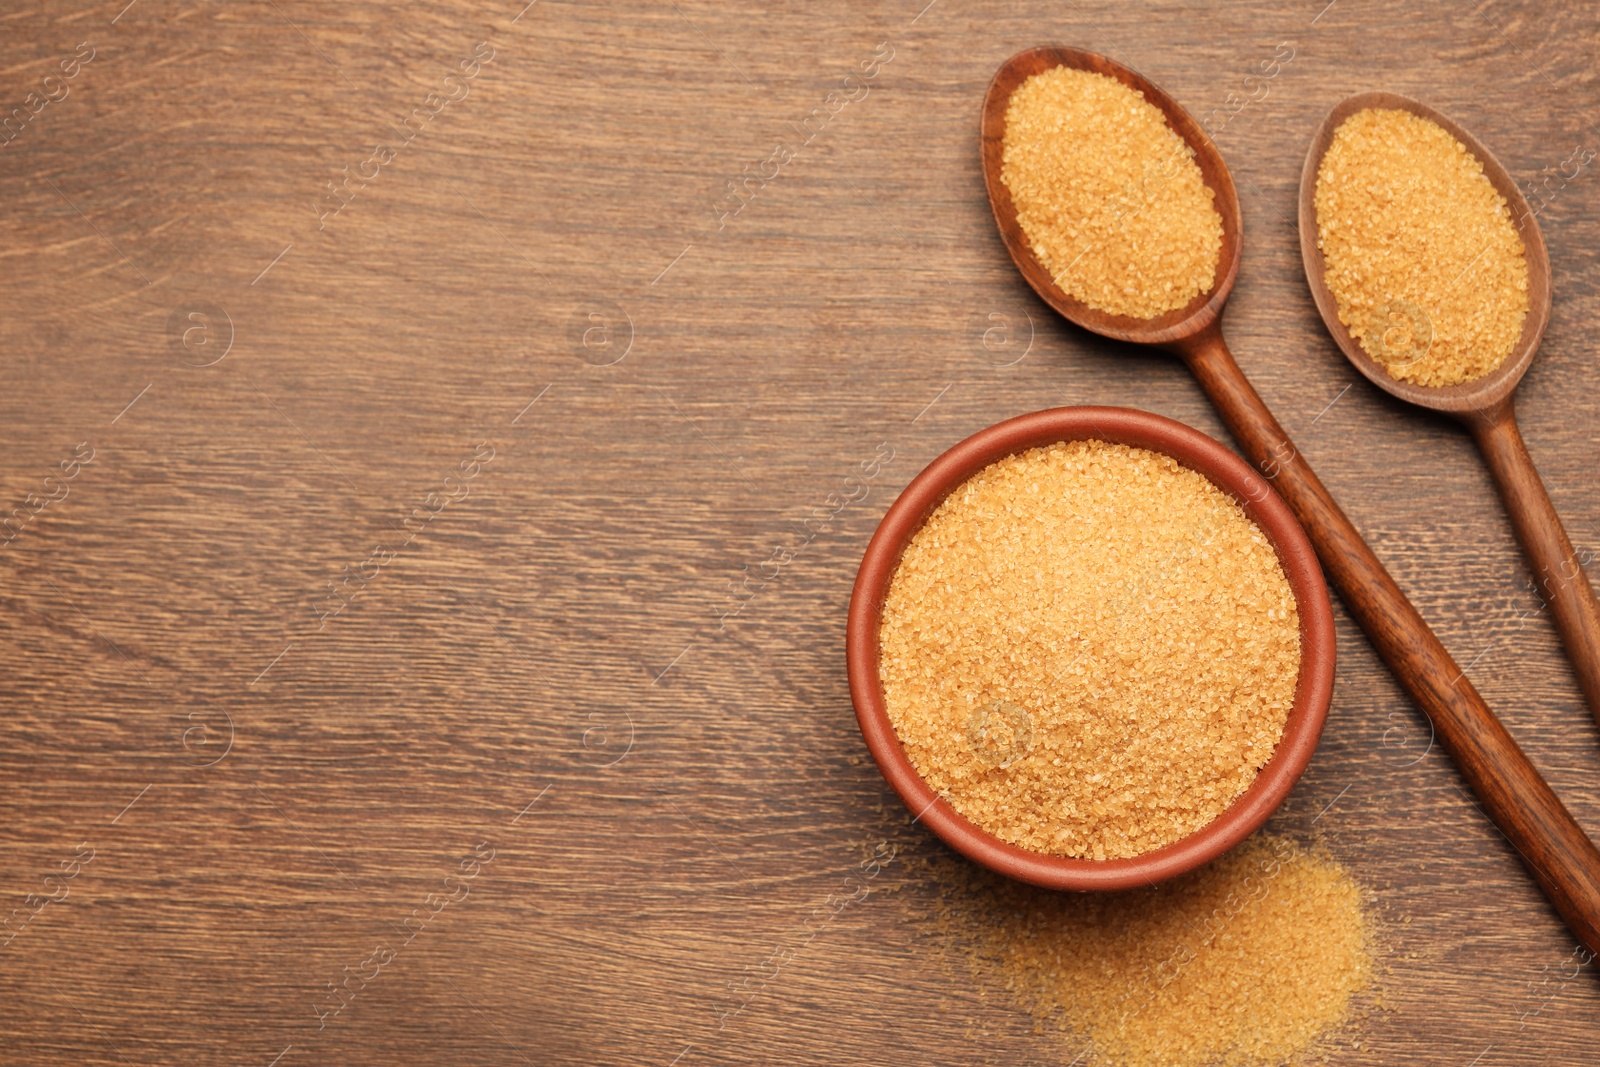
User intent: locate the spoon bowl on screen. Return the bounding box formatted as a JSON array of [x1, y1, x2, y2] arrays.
[[1298, 92, 1600, 726], [980, 46, 1242, 350], [979, 46, 1600, 954], [1296, 92, 1551, 417]]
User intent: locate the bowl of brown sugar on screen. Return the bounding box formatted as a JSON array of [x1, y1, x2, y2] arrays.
[[847, 407, 1335, 890]]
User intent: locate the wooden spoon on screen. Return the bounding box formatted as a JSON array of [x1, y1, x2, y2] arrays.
[[1299, 91, 1600, 728], [981, 46, 1600, 954]]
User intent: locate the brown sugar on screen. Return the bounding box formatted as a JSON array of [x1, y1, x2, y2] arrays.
[[878, 441, 1300, 860], [1001, 66, 1223, 319], [1314, 107, 1529, 388], [932, 833, 1375, 1067]]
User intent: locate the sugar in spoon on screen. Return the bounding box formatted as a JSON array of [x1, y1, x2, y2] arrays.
[[981, 46, 1600, 955], [1299, 91, 1600, 728]]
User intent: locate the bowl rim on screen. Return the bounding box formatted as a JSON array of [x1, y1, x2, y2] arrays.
[[846, 405, 1336, 890]]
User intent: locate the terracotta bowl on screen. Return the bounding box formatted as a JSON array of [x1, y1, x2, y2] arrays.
[[846, 406, 1336, 890]]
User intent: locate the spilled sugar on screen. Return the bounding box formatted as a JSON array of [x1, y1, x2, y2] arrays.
[[929, 833, 1376, 1067]]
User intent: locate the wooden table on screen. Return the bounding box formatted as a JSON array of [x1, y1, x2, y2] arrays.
[[3, 2, 1599, 1063]]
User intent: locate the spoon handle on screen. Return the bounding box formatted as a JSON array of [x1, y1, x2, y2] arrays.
[[1468, 401, 1600, 725], [1178, 324, 1600, 956]]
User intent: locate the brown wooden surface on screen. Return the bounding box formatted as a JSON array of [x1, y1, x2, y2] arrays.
[[4, 2, 1600, 1064]]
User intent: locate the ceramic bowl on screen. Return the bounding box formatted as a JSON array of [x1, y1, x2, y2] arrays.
[[846, 406, 1335, 890]]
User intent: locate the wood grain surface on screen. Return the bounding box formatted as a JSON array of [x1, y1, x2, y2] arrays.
[[3, 2, 1600, 1064]]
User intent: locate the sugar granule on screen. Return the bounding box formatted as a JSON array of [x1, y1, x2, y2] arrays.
[[1001, 66, 1223, 320], [878, 440, 1300, 860], [1314, 107, 1529, 388], [932, 833, 1375, 1067]]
